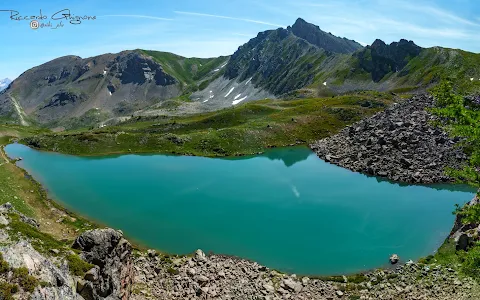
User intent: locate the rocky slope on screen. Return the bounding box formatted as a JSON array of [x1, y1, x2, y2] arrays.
[[310, 94, 467, 183], [196, 18, 480, 104], [289, 18, 363, 54], [355, 39, 422, 82], [2, 18, 480, 128], [0, 51, 226, 128]]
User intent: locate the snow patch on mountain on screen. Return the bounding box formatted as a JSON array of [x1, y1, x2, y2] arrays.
[[0, 78, 12, 91]]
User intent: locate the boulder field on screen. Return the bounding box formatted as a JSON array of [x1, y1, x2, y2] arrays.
[[310, 94, 467, 184]]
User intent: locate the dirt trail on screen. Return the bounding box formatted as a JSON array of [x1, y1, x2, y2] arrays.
[[0, 146, 9, 165], [9, 94, 28, 126]]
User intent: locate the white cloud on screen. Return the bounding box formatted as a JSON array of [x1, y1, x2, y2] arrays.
[[99, 15, 173, 21], [232, 33, 255, 37], [389, 1, 480, 27], [174, 11, 285, 28], [375, 18, 474, 39]]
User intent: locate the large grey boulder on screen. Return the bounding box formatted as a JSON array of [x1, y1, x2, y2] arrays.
[[72, 229, 134, 300]]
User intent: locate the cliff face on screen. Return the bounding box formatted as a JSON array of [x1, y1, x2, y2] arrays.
[[73, 229, 134, 300], [0, 51, 180, 125], [354, 39, 422, 82]]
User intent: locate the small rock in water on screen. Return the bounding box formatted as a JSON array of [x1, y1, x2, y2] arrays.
[[390, 254, 400, 264]]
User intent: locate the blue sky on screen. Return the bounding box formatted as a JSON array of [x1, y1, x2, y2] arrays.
[[0, 0, 479, 79]]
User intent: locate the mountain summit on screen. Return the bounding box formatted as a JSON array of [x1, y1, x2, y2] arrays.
[[289, 18, 363, 54]]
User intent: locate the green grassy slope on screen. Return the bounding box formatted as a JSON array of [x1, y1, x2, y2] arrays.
[[310, 47, 480, 94], [21, 92, 394, 157], [141, 50, 229, 87]]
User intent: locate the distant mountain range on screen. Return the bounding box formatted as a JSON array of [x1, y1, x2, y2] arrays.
[[1, 18, 479, 128], [0, 78, 11, 91]]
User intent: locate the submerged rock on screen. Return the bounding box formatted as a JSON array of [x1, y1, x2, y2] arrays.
[[390, 254, 400, 264]]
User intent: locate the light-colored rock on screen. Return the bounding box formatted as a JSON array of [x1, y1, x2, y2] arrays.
[[195, 249, 207, 263], [263, 283, 275, 293], [187, 268, 196, 276], [283, 278, 303, 293], [389, 254, 400, 264], [0, 215, 8, 225], [196, 275, 209, 283]]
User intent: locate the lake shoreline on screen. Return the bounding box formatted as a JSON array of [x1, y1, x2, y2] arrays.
[[3, 143, 475, 277], [2, 140, 479, 299]]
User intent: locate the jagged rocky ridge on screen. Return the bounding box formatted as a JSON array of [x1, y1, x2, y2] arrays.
[[289, 18, 363, 54], [310, 94, 467, 183], [355, 39, 422, 82]]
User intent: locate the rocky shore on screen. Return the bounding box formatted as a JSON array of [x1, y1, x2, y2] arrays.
[[131, 248, 478, 300], [1, 200, 479, 299], [310, 94, 467, 183]]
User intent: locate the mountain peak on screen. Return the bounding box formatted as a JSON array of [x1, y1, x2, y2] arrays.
[[289, 18, 363, 54], [371, 39, 387, 48], [292, 17, 309, 26], [357, 38, 423, 82]]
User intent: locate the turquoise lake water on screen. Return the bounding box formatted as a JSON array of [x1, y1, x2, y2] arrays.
[[4, 143, 475, 275]]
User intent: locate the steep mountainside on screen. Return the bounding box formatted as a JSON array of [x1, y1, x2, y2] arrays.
[[195, 18, 480, 105], [191, 20, 355, 106], [1, 18, 480, 129], [0, 51, 227, 127], [312, 42, 480, 93], [356, 39, 422, 82]]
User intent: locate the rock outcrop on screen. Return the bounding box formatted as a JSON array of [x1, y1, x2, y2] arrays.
[[289, 18, 363, 54], [355, 39, 422, 82], [73, 229, 134, 300], [0, 203, 77, 300], [450, 193, 480, 251], [310, 95, 467, 183]]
